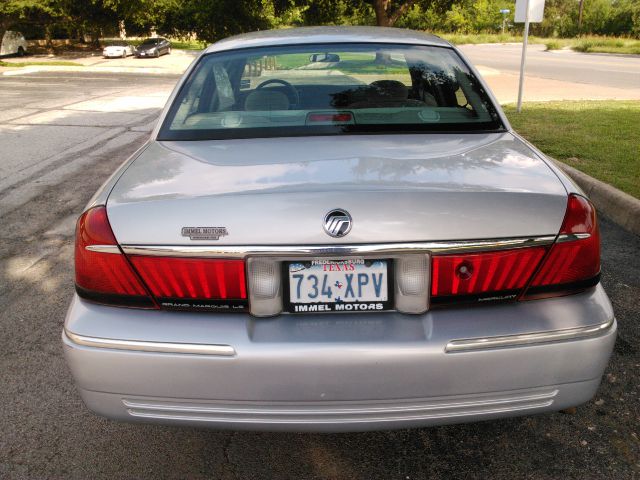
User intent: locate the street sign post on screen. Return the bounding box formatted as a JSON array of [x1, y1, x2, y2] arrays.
[[500, 9, 510, 34], [515, 0, 545, 112]]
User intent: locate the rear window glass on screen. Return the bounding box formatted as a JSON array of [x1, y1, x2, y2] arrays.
[[159, 43, 503, 141]]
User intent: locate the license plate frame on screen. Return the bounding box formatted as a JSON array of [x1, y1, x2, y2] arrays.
[[283, 258, 394, 314]]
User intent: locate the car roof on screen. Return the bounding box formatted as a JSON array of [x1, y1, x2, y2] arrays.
[[204, 26, 451, 54]]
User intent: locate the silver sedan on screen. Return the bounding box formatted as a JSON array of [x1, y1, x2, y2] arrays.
[[63, 26, 616, 432]]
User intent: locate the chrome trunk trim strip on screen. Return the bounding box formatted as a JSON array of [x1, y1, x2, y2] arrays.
[[63, 330, 236, 356], [556, 233, 590, 243], [445, 318, 615, 353], [121, 236, 556, 259], [85, 245, 121, 254]]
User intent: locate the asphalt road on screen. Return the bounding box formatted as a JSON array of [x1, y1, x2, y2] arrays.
[[1, 71, 639, 479], [459, 43, 640, 90]]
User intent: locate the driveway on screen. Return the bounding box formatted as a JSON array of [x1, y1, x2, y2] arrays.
[[0, 71, 638, 480]]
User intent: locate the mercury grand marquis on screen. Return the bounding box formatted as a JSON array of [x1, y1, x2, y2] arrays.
[[63, 26, 616, 432]]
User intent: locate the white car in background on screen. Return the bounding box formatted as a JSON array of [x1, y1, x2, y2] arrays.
[[0, 30, 27, 57], [102, 41, 134, 58]]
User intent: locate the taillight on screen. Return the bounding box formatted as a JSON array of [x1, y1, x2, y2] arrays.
[[129, 256, 246, 306], [430, 194, 600, 305], [75, 206, 248, 311], [431, 247, 547, 305], [75, 206, 156, 308], [525, 194, 600, 298]]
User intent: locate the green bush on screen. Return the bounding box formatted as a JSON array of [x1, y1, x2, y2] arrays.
[[545, 40, 562, 50]]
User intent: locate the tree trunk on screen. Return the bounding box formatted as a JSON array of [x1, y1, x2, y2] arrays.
[[119, 20, 126, 39], [375, 52, 393, 64], [578, 0, 585, 31], [373, 0, 391, 27], [92, 29, 101, 48], [44, 25, 53, 50]]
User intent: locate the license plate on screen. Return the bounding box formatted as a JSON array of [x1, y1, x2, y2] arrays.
[[286, 259, 392, 313]]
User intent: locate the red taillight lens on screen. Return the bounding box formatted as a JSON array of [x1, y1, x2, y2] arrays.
[[431, 247, 547, 304], [430, 195, 600, 305], [129, 257, 246, 301], [75, 206, 156, 308], [75, 207, 248, 311], [526, 194, 600, 298]]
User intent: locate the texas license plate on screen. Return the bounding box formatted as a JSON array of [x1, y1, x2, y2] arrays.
[[286, 259, 391, 313]]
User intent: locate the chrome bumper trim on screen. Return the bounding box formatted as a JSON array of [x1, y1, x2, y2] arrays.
[[63, 329, 236, 356], [445, 318, 615, 353], [121, 390, 559, 424], [121, 236, 556, 259]]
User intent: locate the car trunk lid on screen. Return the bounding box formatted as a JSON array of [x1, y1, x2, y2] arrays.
[[106, 133, 567, 245]]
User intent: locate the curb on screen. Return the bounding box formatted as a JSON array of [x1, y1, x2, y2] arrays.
[[553, 160, 640, 237]]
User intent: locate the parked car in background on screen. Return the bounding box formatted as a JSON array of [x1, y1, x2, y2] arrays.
[[134, 37, 171, 57], [102, 40, 133, 58], [63, 26, 616, 433], [0, 30, 27, 57]]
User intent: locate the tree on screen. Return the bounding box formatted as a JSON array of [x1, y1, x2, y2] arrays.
[[101, 0, 179, 38], [166, 0, 270, 43], [0, 0, 62, 47], [56, 0, 117, 45], [367, 0, 416, 27], [0, 0, 58, 31]]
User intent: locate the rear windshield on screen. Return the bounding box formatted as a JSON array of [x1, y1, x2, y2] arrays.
[[159, 43, 503, 141]]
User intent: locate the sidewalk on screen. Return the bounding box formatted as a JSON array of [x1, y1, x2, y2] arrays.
[[1, 49, 198, 76]]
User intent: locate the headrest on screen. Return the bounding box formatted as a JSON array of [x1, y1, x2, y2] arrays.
[[245, 90, 290, 111], [369, 80, 409, 100]]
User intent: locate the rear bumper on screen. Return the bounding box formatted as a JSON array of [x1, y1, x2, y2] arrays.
[[63, 286, 616, 432]]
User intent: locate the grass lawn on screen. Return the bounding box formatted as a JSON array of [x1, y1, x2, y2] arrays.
[[505, 101, 640, 199], [0, 60, 82, 67], [571, 37, 640, 55]]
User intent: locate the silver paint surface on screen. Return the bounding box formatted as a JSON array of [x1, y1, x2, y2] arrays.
[[107, 133, 567, 245], [64, 288, 615, 431]]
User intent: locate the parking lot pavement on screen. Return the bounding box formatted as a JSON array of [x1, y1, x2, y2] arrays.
[[0, 72, 639, 479], [0, 48, 197, 76], [0, 71, 179, 218]]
